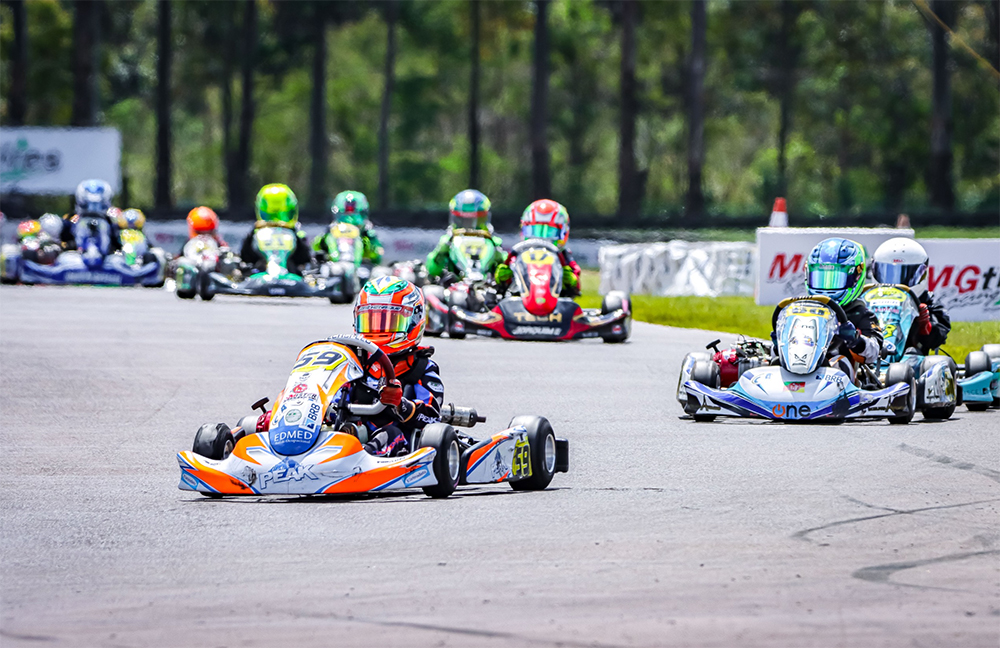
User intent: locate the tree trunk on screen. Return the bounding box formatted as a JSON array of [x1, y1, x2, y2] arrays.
[[986, 0, 999, 78], [308, 18, 329, 211], [929, 0, 955, 210], [685, 0, 706, 221], [378, 2, 397, 209], [530, 0, 551, 199], [775, 0, 796, 198], [468, 0, 481, 189], [71, 0, 100, 127], [234, 0, 257, 216], [617, 0, 639, 219], [222, 4, 236, 212], [9, 0, 27, 125], [155, 0, 172, 209]]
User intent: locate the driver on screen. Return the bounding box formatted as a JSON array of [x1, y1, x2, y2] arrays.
[[239, 184, 312, 276], [870, 237, 950, 354], [425, 189, 508, 280], [313, 191, 384, 264], [186, 206, 230, 250], [803, 237, 882, 380], [493, 199, 582, 297], [60, 179, 121, 252], [350, 276, 444, 456]]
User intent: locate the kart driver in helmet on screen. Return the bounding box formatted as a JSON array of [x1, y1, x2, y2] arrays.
[[239, 184, 313, 276], [802, 237, 883, 379], [494, 198, 583, 297], [425, 189, 508, 280], [60, 179, 122, 252], [313, 191, 384, 265], [870, 237, 950, 354], [350, 276, 444, 456], [186, 206, 230, 251]]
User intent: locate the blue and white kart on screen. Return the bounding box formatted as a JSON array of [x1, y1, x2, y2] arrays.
[[861, 284, 957, 419], [683, 296, 915, 423], [957, 344, 1000, 411], [0, 215, 165, 287]]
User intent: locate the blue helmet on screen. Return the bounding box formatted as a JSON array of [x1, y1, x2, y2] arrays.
[[75, 179, 114, 216], [805, 238, 868, 306]]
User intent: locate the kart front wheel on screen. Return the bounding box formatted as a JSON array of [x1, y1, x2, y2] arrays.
[[885, 363, 916, 424], [921, 356, 957, 420], [419, 423, 460, 498], [600, 291, 632, 343], [193, 423, 235, 460], [964, 351, 993, 411], [509, 415, 557, 491], [690, 360, 720, 422], [198, 270, 215, 301]]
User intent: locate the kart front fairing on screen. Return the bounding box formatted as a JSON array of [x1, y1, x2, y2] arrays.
[[683, 364, 911, 421], [958, 357, 1000, 404], [3, 247, 164, 286], [863, 285, 919, 362]]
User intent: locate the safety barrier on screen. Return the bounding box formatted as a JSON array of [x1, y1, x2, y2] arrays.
[[598, 241, 756, 297]]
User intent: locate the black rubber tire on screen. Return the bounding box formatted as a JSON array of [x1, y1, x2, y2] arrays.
[[198, 270, 215, 301], [921, 356, 957, 420], [176, 287, 196, 299], [981, 344, 1000, 361], [192, 423, 235, 460], [600, 291, 632, 343], [419, 423, 461, 498], [508, 415, 557, 491], [690, 360, 720, 422], [885, 363, 916, 424], [964, 351, 992, 411]]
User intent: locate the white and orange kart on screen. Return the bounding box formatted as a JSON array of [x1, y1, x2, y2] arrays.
[[177, 336, 568, 498]]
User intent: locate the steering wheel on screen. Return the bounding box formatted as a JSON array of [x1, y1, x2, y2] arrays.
[[325, 335, 395, 416], [771, 295, 849, 331]]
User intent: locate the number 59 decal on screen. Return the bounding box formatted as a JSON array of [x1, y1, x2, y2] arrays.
[[511, 437, 532, 479]]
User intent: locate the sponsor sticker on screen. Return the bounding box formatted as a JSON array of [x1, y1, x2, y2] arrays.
[[285, 409, 303, 423], [510, 326, 561, 336], [511, 437, 532, 479], [783, 381, 805, 393]]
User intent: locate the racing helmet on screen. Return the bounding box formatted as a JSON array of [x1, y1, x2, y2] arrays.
[[39, 213, 63, 239], [75, 179, 114, 216], [120, 208, 146, 230], [187, 206, 220, 238], [353, 276, 425, 355], [16, 220, 41, 240], [520, 199, 570, 250], [255, 184, 299, 228], [448, 189, 491, 231], [871, 237, 929, 297], [332, 191, 370, 226], [805, 238, 867, 306]]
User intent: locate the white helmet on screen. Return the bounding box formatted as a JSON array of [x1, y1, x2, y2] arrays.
[[39, 213, 63, 239], [871, 237, 929, 296]]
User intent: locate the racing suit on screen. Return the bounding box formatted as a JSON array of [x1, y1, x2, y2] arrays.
[[494, 247, 582, 298], [906, 292, 951, 354], [425, 229, 508, 279], [312, 220, 384, 265], [361, 346, 444, 457], [59, 212, 122, 253], [240, 224, 313, 276]]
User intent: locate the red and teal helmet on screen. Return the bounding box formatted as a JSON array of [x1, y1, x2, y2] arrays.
[[448, 189, 491, 231], [805, 238, 868, 306], [353, 276, 425, 355], [520, 199, 569, 250]]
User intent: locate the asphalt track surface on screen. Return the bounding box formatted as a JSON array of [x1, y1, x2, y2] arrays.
[[1, 286, 998, 648]]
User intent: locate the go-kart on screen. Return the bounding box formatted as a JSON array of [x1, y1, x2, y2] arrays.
[[0, 214, 166, 287], [681, 296, 915, 423], [198, 226, 351, 303], [177, 336, 569, 498], [861, 284, 957, 419], [428, 239, 632, 342], [957, 344, 1000, 411], [423, 229, 503, 337], [173, 235, 242, 300]]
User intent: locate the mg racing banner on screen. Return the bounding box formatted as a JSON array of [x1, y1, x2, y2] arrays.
[[757, 227, 1000, 322]]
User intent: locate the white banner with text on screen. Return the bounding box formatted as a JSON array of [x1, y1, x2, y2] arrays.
[[1, 127, 122, 195]]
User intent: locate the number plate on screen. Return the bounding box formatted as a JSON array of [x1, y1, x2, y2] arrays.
[[511, 437, 532, 479]]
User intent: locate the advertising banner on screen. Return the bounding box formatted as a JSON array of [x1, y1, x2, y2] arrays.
[[756, 228, 999, 321], [1, 127, 121, 194]]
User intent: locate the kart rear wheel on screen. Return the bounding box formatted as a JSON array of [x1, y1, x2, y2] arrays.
[[982, 345, 1000, 407], [690, 360, 720, 422], [600, 292, 632, 343], [964, 351, 993, 411], [921, 356, 957, 420], [447, 292, 468, 339], [198, 270, 215, 301], [885, 363, 916, 424], [193, 423, 235, 460], [508, 415, 557, 491], [419, 423, 460, 498]]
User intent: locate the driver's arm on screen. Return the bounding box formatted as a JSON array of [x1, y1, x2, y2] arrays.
[[845, 305, 882, 365], [396, 361, 444, 428], [292, 230, 313, 265], [426, 234, 453, 277], [917, 294, 951, 349]]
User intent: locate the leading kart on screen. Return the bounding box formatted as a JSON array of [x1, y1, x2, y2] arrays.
[[0, 215, 166, 287], [957, 344, 1000, 412], [177, 336, 569, 498], [426, 239, 632, 343], [861, 284, 957, 419], [198, 226, 351, 303], [680, 296, 915, 423]]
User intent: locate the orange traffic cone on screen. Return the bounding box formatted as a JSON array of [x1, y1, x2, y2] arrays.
[[768, 197, 788, 227]]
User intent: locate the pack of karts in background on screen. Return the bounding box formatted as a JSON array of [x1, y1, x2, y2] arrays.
[[678, 237, 1000, 424]]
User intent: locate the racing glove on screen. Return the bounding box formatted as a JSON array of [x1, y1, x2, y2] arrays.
[[379, 380, 403, 407], [495, 263, 513, 285], [562, 265, 578, 291], [917, 304, 933, 336], [837, 321, 858, 344]]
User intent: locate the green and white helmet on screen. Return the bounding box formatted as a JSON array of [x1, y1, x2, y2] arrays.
[[332, 191, 370, 227]]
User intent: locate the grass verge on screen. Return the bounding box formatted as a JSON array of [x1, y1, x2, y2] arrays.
[[580, 270, 998, 359]]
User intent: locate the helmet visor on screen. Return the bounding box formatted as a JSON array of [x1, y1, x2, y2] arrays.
[[872, 261, 926, 287], [450, 213, 488, 230], [807, 264, 850, 290], [355, 303, 413, 335], [522, 224, 561, 241]]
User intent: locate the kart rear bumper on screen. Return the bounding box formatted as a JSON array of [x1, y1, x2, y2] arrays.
[[205, 272, 347, 299], [450, 300, 630, 341]]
